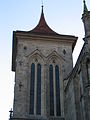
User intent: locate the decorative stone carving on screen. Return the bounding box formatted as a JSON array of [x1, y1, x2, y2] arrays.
[[63, 49, 66, 55], [35, 58, 38, 62], [24, 46, 27, 50]]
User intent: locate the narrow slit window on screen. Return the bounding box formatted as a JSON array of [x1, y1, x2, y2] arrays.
[[29, 63, 35, 114], [36, 64, 41, 115], [49, 65, 54, 116], [55, 65, 61, 116]]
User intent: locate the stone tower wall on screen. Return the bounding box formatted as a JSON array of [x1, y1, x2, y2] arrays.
[[12, 34, 74, 119]]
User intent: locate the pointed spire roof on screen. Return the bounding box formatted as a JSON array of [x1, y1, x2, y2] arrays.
[[12, 5, 78, 71], [30, 6, 59, 35], [83, 0, 88, 13]]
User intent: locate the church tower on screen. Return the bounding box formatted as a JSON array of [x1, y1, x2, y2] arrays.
[[11, 5, 77, 120], [81, 1, 90, 120], [82, 0, 90, 41]]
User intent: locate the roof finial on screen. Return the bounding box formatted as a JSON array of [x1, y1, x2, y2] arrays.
[[83, 0, 88, 13], [41, 0, 44, 14], [83, 0, 85, 3]]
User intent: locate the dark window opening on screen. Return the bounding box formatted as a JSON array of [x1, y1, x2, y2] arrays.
[[29, 63, 35, 114], [36, 64, 41, 115], [55, 65, 61, 116], [49, 65, 54, 116]]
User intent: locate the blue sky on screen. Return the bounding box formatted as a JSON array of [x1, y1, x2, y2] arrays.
[[0, 0, 90, 120]]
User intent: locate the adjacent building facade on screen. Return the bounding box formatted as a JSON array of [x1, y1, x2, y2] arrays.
[[10, 1, 90, 120]]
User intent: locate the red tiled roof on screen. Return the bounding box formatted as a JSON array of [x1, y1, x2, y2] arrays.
[[30, 7, 58, 35]]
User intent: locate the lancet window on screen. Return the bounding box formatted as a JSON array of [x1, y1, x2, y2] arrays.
[[29, 63, 35, 114], [49, 64, 61, 116], [29, 63, 41, 115]]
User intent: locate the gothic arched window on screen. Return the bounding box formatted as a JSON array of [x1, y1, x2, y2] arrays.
[[55, 65, 61, 116], [49, 64, 61, 116], [49, 65, 54, 116], [29, 63, 35, 114], [36, 64, 41, 115], [29, 62, 41, 115]]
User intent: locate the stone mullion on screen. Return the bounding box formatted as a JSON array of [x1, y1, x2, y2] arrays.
[[53, 65, 56, 116], [34, 63, 37, 115]]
